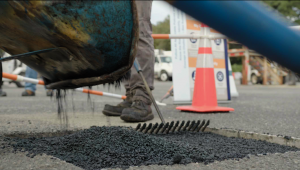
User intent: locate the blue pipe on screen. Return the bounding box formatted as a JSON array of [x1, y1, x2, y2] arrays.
[[170, 1, 300, 74]]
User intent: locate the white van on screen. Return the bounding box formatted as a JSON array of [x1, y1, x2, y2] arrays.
[[154, 54, 172, 81]]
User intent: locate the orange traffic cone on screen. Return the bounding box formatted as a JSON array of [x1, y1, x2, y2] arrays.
[[176, 24, 234, 113]]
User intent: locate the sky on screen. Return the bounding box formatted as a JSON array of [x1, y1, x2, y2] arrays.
[[151, 1, 172, 25]]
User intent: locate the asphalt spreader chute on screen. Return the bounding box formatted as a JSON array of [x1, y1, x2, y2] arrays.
[[0, 1, 208, 133], [0, 1, 139, 89]]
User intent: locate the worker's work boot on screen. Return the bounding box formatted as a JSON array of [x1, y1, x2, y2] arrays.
[[0, 90, 7, 97], [121, 88, 154, 122], [21, 90, 35, 96], [121, 100, 154, 122], [102, 92, 133, 116]]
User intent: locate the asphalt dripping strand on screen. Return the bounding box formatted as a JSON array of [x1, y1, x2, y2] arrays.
[[53, 80, 128, 128], [55, 89, 69, 129], [87, 86, 95, 114], [7, 126, 300, 169], [54, 88, 96, 128]]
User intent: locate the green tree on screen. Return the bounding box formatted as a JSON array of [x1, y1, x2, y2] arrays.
[[152, 16, 170, 50], [262, 1, 300, 25]]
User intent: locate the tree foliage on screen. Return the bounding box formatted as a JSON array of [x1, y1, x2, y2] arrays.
[[263, 1, 300, 24], [152, 16, 170, 50]]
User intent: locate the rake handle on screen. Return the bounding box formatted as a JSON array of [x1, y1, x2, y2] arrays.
[[138, 71, 165, 124], [134, 59, 165, 124]]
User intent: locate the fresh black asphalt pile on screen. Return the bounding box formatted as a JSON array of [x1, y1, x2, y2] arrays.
[[7, 126, 300, 169]]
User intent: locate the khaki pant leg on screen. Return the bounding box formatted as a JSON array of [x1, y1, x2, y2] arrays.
[[124, 1, 154, 103]]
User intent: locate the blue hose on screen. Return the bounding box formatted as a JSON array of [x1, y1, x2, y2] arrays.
[[170, 1, 300, 74]]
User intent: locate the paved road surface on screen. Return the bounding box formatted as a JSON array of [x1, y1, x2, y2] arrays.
[[0, 81, 300, 169]]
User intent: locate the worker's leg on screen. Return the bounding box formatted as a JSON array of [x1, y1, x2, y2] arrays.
[[22, 67, 37, 96], [102, 70, 133, 116], [102, 1, 154, 120], [121, 1, 155, 122]]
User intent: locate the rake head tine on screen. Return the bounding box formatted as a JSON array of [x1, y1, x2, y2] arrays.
[[201, 120, 210, 132], [143, 123, 152, 133], [187, 120, 195, 131], [197, 120, 206, 132], [182, 121, 190, 131], [159, 122, 169, 134], [171, 121, 180, 133], [192, 120, 201, 132], [165, 121, 174, 134], [154, 123, 164, 134], [135, 123, 141, 131], [148, 123, 158, 134], [139, 123, 147, 132], [137, 119, 210, 134], [177, 121, 185, 132]]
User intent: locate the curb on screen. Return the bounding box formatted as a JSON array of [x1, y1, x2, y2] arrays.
[[205, 127, 300, 148]]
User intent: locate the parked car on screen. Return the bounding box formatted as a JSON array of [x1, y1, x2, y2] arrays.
[[154, 55, 172, 81]]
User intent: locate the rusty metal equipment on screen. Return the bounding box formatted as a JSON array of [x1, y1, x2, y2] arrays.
[[0, 1, 139, 89], [0, 1, 211, 132]]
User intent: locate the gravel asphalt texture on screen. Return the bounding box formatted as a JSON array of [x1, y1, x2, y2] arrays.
[[0, 80, 300, 169], [5, 126, 299, 169]]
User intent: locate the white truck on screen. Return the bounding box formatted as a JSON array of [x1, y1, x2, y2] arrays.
[[154, 50, 173, 82], [249, 68, 262, 84]]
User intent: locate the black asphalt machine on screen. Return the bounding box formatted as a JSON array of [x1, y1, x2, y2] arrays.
[[0, 1, 209, 134]]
